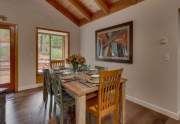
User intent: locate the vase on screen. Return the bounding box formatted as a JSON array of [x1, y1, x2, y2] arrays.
[[72, 63, 79, 72]]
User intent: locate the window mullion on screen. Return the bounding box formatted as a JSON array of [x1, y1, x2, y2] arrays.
[[49, 34, 51, 62], [63, 36, 65, 60]]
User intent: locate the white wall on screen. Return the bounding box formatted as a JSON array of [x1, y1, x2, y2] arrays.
[[80, 0, 180, 119], [1, 0, 180, 120], [0, 0, 80, 90]]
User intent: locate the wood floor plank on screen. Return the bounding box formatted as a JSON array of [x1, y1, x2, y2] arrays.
[[4, 88, 179, 124]]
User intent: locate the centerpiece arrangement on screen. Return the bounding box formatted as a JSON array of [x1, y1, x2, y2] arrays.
[[66, 54, 86, 72]]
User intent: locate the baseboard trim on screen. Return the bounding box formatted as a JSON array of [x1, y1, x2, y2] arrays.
[[18, 83, 43, 91], [126, 95, 180, 120]]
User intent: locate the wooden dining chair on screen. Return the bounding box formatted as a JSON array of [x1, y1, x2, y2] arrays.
[[43, 69, 53, 118], [51, 73, 75, 124], [50, 60, 65, 69], [86, 69, 123, 124]]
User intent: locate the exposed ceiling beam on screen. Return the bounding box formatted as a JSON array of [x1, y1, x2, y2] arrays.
[[110, 0, 140, 13], [95, 0, 109, 14], [69, 0, 92, 21], [47, 0, 144, 26], [137, 0, 144, 2], [80, 0, 144, 26], [46, 0, 80, 26]]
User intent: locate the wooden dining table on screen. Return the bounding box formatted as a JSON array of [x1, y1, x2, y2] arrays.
[[59, 71, 127, 124]]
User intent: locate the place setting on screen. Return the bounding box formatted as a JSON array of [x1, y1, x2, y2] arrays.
[[60, 70, 76, 83], [77, 73, 100, 88], [88, 74, 99, 84], [52, 66, 71, 74]]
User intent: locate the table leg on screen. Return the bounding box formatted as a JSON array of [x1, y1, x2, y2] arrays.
[[75, 95, 86, 124]]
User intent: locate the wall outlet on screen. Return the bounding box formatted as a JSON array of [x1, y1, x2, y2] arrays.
[[160, 37, 168, 45], [163, 53, 170, 62]]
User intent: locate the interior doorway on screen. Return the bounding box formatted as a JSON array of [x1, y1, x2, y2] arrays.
[[0, 22, 18, 92]]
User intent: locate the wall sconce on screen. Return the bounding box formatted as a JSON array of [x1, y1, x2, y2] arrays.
[[0, 15, 7, 21]]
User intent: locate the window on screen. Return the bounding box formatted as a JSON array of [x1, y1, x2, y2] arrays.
[[36, 28, 69, 74]]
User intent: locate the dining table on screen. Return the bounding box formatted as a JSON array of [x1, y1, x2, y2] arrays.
[[57, 69, 127, 124]]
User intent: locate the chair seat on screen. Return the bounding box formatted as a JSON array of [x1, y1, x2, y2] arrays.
[[87, 96, 116, 118], [63, 90, 75, 107], [54, 90, 75, 108], [86, 97, 99, 117]]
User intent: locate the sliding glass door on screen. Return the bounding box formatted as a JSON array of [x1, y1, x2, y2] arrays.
[[0, 23, 16, 91], [0, 29, 10, 84]]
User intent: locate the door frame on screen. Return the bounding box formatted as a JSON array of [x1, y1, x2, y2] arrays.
[[0, 22, 18, 92]]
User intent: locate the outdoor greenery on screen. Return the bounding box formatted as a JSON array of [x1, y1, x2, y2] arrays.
[[0, 29, 10, 60], [51, 49, 63, 60], [51, 35, 63, 60], [0, 29, 10, 42], [0, 47, 9, 60], [38, 33, 64, 61]]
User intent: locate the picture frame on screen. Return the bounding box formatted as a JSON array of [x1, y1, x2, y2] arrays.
[[95, 21, 133, 64]]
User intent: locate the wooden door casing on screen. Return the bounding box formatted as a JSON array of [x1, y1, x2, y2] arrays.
[[0, 22, 18, 92]]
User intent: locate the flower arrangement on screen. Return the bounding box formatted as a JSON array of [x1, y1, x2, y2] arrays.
[[66, 54, 86, 72]]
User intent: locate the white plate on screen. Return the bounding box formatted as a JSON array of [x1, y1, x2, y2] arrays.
[[91, 74, 99, 78], [62, 71, 72, 75], [53, 67, 60, 70], [61, 75, 74, 80], [88, 79, 99, 84], [89, 68, 97, 71]]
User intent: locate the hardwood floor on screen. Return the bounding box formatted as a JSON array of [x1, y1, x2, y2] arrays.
[[5, 88, 180, 124]]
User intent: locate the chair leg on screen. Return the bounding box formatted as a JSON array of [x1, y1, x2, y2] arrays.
[[60, 108, 64, 124], [68, 107, 74, 124], [45, 97, 48, 109], [53, 102, 57, 116], [70, 106, 75, 124], [96, 117, 101, 124], [87, 112, 91, 124], [44, 92, 48, 109], [67, 116, 71, 124], [49, 94, 53, 118], [43, 85, 46, 102], [114, 110, 119, 124]]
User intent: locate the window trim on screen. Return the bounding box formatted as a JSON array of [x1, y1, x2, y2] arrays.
[[36, 27, 70, 83]]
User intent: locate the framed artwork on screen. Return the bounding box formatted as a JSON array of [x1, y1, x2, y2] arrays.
[[95, 21, 133, 64]]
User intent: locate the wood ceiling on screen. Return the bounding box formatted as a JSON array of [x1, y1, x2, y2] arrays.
[[47, 0, 144, 26]]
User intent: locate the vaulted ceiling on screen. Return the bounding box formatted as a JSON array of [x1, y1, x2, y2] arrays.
[[46, 0, 144, 26]]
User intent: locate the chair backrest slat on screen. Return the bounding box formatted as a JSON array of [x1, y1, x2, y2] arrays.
[[51, 73, 63, 106], [43, 69, 52, 93], [98, 69, 123, 112]]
